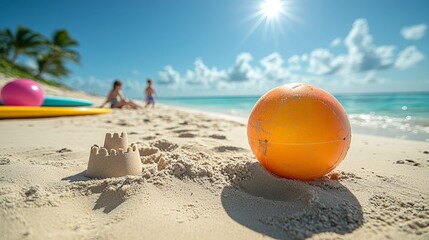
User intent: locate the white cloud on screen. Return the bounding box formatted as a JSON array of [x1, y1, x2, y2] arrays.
[[301, 54, 308, 62], [159, 58, 227, 88], [395, 45, 425, 69], [293, 19, 397, 76], [158, 65, 181, 85], [260, 53, 287, 81], [344, 19, 395, 72], [156, 19, 426, 91], [132, 69, 140, 75], [157, 52, 302, 90], [330, 38, 341, 47], [308, 48, 344, 75], [260, 52, 284, 70], [287, 55, 301, 71], [227, 53, 261, 82], [123, 79, 146, 94], [186, 58, 227, 87], [401, 24, 427, 40]]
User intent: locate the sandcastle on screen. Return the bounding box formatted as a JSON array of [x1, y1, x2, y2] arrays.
[[86, 132, 142, 178]]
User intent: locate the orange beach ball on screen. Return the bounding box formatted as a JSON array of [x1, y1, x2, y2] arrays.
[[247, 83, 351, 180]]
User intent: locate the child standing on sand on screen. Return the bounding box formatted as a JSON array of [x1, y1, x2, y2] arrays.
[[145, 78, 157, 108]]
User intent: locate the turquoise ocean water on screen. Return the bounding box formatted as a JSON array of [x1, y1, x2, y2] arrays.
[[157, 92, 429, 142]]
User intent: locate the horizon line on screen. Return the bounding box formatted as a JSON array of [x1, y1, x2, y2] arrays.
[[127, 90, 429, 100]]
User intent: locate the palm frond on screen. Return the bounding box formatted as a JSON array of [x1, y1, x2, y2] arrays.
[[52, 29, 79, 48], [15, 26, 46, 53]]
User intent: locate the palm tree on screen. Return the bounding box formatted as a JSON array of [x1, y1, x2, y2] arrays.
[[37, 55, 70, 78], [36, 29, 80, 78], [0, 26, 44, 63], [0, 46, 8, 59], [0, 31, 8, 58]]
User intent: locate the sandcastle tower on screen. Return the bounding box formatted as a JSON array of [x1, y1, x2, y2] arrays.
[[86, 132, 142, 178]]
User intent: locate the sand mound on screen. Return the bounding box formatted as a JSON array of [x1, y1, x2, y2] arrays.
[[221, 163, 363, 239]]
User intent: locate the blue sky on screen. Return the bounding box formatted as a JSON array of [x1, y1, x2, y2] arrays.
[[1, 0, 428, 98]]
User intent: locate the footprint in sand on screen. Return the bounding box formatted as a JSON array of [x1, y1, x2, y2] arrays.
[[173, 129, 196, 133], [141, 136, 156, 140], [395, 159, 421, 167], [178, 133, 196, 138], [214, 146, 245, 152], [152, 139, 178, 152], [56, 148, 72, 153], [117, 122, 135, 127], [209, 134, 226, 140], [0, 157, 11, 165], [139, 147, 159, 156], [159, 116, 172, 122], [170, 129, 198, 138]]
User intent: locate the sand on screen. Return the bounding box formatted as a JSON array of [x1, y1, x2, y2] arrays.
[[0, 74, 428, 240]]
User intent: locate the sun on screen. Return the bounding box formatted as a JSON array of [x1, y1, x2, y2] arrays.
[[243, 0, 295, 40], [261, 0, 283, 19]]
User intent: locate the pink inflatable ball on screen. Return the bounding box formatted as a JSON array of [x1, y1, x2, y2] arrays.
[[1, 79, 45, 106]]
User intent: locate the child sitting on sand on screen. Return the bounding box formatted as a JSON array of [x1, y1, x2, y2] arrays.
[[145, 78, 157, 108], [100, 80, 141, 109]]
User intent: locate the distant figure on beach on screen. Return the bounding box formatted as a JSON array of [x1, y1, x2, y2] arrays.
[[145, 78, 157, 108], [100, 80, 141, 109]]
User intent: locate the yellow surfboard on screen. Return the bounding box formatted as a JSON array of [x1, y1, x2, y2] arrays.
[[0, 106, 112, 119]]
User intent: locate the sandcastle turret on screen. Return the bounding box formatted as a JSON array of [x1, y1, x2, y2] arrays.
[[86, 132, 142, 178], [104, 132, 128, 150]]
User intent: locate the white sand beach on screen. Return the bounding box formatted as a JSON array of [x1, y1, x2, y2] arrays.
[[1, 75, 428, 240]]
